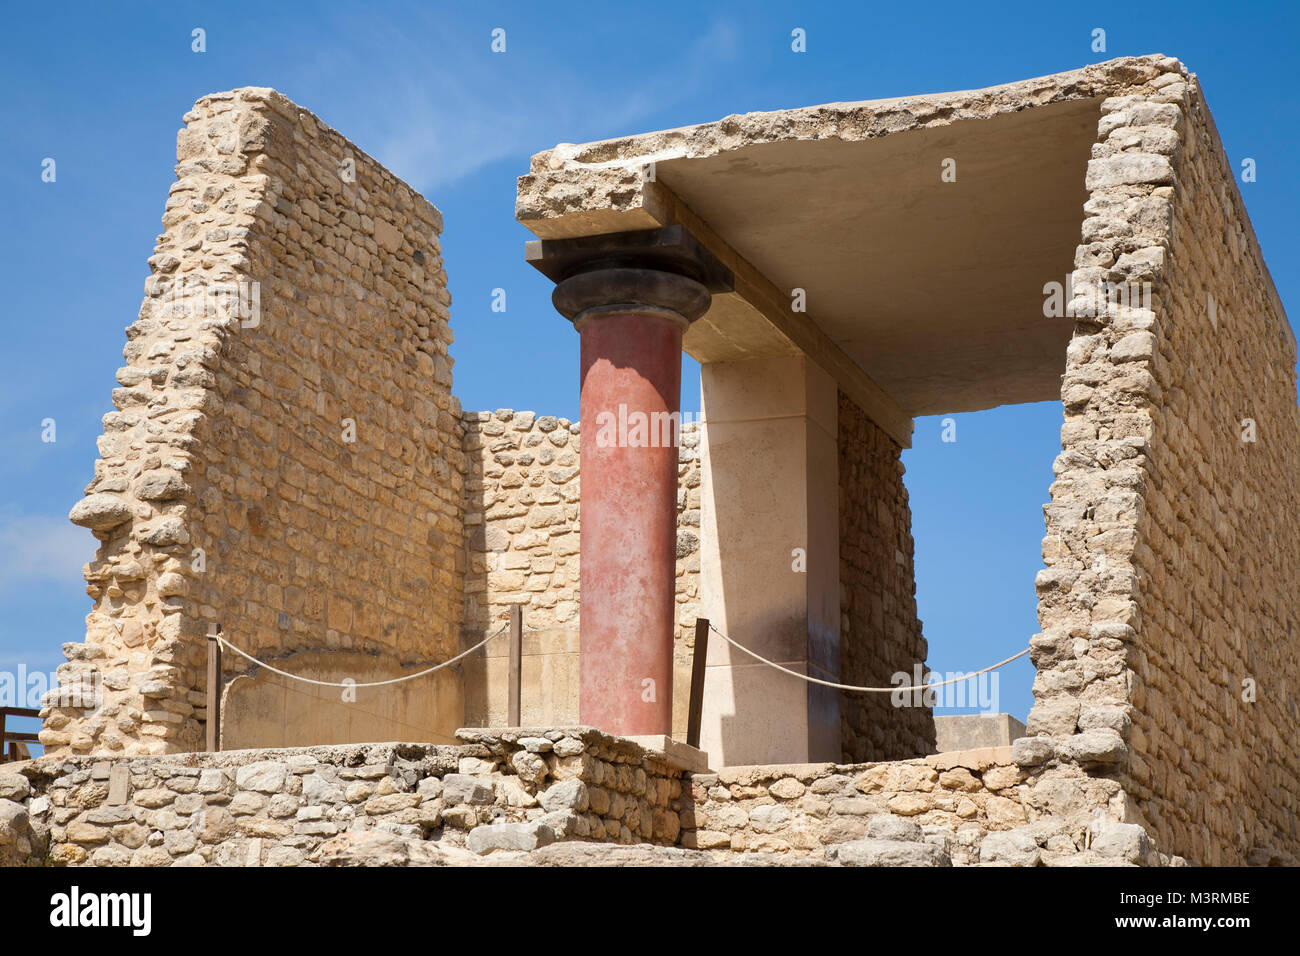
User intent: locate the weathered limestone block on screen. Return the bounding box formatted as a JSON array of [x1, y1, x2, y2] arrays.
[[68, 494, 134, 532], [466, 822, 556, 854], [538, 779, 588, 813], [979, 830, 1041, 867], [827, 839, 951, 867]]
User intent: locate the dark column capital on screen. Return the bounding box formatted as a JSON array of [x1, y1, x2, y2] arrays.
[[525, 225, 734, 326]]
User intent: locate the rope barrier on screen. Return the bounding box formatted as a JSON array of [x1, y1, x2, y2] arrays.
[[707, 623, 1030, 693], [216, 622, 509, 689], [213, 619, 1027, 695]]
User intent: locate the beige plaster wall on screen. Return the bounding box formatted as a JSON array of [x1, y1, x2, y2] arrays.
[[220, 650, 461, 750], [696, 356, 842, 766]]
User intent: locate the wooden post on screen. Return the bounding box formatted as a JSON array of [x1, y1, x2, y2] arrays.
[[508, 606, 523, 726], [686, 618, 709, 748], [206, 624, 222, 752]]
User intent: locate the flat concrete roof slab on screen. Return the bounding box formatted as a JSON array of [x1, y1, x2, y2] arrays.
[[518, 55, 1185, 417], [653, 99, 1097, 414]]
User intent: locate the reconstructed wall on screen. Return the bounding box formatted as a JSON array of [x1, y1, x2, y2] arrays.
[[838, 392, 934, 762], [463, 398, 938, 765], [5, 729, 688, 866], [53, 88, 464, 756], [43, 63, 1297, 867], [679, 746, 1174, 865], [461, 411, 702, 734], [461, 410, 582, 726], [1129, 78, 1299, 865], [461, 410, 583, 636], [2, 736, 1177, 867], [1025, 61, 1200, 858], [1025, 59, 1299, 866], [672, 421, 704, 730]]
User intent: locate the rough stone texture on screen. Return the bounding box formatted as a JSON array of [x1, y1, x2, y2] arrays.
[[39, 58, 1296, 867], [838, 392, 934, 761], [460, 412, 702, 735], [1122, 75, 1299, 866], [48, 88, 462, 756], [1, 735, 1186, 867], [1024, 69, 1190, 850], [461, 410, 583, 638], [676, 748, 1182, 866], [0, 792, 48, 867], [827, 838, 951, 867], [314, 831, 822, 867], [1024, 60, 1298, 866], [516, 55, 1189, 237], [466, 821, 556, 854], [4, 728, 689, 867]]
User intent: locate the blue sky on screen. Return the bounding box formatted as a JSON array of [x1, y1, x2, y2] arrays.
[[1, 1, 1295, 742]]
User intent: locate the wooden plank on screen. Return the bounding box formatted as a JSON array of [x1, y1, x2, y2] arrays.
[[645, 181, 914, 447], [686, 618, 710, 748], [206, 626, 222, 752], [508, 606, 523, 726], [0, 707, 41, 718]]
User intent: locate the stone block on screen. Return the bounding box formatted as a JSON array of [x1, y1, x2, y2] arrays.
[[466, 822, 557, 855], [979, 830, 1040, 867], [827, 839, 951, 867]]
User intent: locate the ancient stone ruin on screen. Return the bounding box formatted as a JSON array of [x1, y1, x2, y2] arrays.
[[3, 54, 1295, 867]]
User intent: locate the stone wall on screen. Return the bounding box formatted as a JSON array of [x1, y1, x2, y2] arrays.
[[1023, 57, 1299, 866], [461, 410, 582, 636], [679, 747, 1175, 866], [4, 728, 688, 866], [1126, 77, 1299, 866], [672, 420, 704, 730], [1023, 58, 1198, 857], [2, 737, 1178, 867], [460, 409, 581, 727], [460, 411, 702, 733], [838, 392, 934, 762], [53, 87, 464, 756]]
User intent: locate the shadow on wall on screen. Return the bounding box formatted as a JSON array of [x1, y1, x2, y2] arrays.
[[220, 649, 463, 749]]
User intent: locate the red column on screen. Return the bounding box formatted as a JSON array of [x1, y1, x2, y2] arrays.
[[527, 227, 726, 740], [577, 311, 684, 735]]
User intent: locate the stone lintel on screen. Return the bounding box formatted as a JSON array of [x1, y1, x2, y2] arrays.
[[934, 713, 1027, 753], [624, 735, 712, 773], [923, 746, 1014, 772]]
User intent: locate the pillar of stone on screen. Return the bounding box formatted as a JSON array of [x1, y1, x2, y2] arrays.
[[697, 354, 841, 766], [527, 227, 731, 737]]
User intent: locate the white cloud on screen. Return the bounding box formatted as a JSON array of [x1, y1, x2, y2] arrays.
[[288, 15, 742, 192]]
